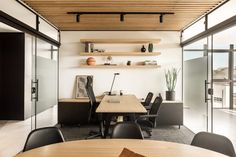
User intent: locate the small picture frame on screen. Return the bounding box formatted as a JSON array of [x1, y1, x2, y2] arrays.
[[75, 75, 93, 98]]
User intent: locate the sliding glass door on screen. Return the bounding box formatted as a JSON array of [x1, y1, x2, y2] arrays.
[[183, 26, 236, 147], [183, 38, 212, 133], [31, 38, 58, 129], [211, 26, 236, 146]]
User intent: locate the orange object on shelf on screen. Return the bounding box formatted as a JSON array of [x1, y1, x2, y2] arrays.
[[86, 57, 96, 65]]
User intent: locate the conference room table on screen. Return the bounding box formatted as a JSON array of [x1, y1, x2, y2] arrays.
[[96, 95, 147, 138], [15, 139, 228, 157]]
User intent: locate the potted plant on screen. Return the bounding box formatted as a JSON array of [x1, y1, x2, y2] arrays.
[[165, 68, 179, 101]]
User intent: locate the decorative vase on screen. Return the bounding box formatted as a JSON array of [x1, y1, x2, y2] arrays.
[[141, 45, 146, 52], [148, 43, 153, 52], [127, 61, 131, 66], [105, 55, 112, 65], [166, 91, 175, 101], [86, 57, 96, 65]]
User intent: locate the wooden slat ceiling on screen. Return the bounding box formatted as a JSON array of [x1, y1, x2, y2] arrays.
[[22, 0, 225, 31]]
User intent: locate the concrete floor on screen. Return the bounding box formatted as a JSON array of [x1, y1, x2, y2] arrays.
[[1, 106, 236, 157], [184, 107, 236, 150], [0, 106, 57, 157], [213, 108, 236, 148]]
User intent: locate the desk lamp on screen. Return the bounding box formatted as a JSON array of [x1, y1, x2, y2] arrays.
[[109, 73, 120, 95]]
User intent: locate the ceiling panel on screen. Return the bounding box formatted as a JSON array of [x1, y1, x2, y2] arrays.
[[22, 0, 225, 31]]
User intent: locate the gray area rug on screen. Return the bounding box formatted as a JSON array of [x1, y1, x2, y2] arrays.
[[59, 125, 194, 144]]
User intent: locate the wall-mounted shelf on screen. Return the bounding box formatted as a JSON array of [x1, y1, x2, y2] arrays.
[[79, 38, 161, 69], [80, 52, 161, 56], [80, 39, 161, 44], [79, 64, 161, 69]]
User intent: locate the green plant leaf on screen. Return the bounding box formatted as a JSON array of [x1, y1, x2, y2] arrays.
[[165, 67, 180, 91]]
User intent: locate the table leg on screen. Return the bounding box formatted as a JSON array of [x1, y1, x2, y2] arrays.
[[103, 114, 113, 138]]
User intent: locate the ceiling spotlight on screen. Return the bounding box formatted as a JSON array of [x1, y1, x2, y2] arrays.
[[76, 14, 80, 22], [120, 14, 125, 22], [159, 14, 163, 23]]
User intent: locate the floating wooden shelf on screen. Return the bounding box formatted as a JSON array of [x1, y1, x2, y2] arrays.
[[79, 64, 161, 69], [80, 52, 161, 56], [80, 39, 161, 44]]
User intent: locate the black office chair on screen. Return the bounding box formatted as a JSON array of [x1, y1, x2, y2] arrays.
[[141, 92, 153, 107], [85, 76, 104, 139], [111, 122, 143, 139], [136, 94, 163, 137], [23, 127, 64, 152], [191, 132, 236, 157]]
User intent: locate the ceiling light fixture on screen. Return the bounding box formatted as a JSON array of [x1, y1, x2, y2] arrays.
[[76, 14, 80, 22], [67, 12, 174, 23], [120, 14, 125, 22], [160, 14, 163, 23]]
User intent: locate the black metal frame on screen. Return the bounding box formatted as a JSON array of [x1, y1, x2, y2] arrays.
[[180, 0, 236, 47], [68, 11, 174, 23], [181, 0, 229, 33], [180, 15, 236, 47], [68, 11, 174, 15], [16, 0, 59, 31], [0, 11, 60, 47]]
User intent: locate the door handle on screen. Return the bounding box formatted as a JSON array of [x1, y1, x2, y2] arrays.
[[205, 80, 210, 102], [35, 79, 39, 101], [32, 87, 36, 94], [31, 79, 39, 101]]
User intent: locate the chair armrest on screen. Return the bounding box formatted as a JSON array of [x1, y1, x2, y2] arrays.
[[144, 106, 151, 110], [139, 114, 158, 118], [135, 114, 158, 121]]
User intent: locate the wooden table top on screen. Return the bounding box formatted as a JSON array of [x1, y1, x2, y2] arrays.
[[96, 95, 147, 113], [15, 139, 228, 157], [59, 95, 104, 103]]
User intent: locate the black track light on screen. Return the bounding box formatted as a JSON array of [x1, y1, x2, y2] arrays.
[[67, 12, 174, 23], [120, 14, 125, 22], [160, 14, 163, 23], [76, 14, 80, 22]]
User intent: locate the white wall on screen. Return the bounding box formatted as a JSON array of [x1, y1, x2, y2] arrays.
[[59, 31, 182, 100]]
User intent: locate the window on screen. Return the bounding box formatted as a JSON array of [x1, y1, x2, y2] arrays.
[[208, 0, 236, 28], [182, 18, 205, 41]]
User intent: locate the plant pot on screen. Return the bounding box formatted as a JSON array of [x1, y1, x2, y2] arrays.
[[166, 91, 175, 101]]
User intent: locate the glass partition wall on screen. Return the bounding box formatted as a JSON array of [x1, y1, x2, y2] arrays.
[[183, 38, 212, 133], [31, 38, 58, 129], [211, 26, 236, 147], [183, 25, 236, 147]]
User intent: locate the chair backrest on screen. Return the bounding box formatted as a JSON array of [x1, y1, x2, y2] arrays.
[[149, 94, 163, 124], [85, 76, 98, 122], [143, 92, 153, 106], [85, 76, 96, 105], [191, 132, 236, 157], [111, 122, 143, 139], [23, 127, 64, 152]]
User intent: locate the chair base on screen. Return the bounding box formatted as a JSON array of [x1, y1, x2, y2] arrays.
[[141, 127, 152, 138], [85, 121, 105, 139], [85, 131, 103, 139]]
